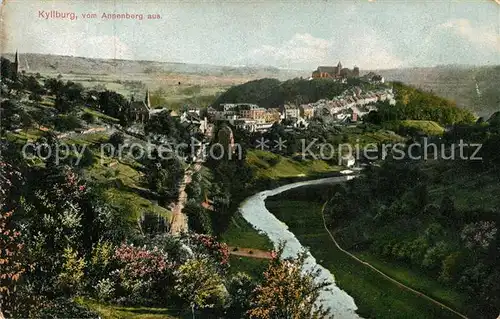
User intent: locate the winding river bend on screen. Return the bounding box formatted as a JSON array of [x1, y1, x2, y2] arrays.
[[239, 175, 360, 319]]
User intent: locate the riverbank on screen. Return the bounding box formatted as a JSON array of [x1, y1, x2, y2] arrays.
[[220, 168, 347, 251], [265, 184, 465, 319], [239, 176, 360, 318]]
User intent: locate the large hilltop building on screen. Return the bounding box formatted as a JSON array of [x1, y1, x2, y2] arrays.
[[311, 61, 359, 80]]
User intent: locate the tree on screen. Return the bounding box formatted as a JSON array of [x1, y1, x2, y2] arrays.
[[0, 57, 12, 80], [174, 258, 226, 318], [98, 90, 128, 119], [25, 76, 44, 95], [0, 211, 25, 317], [0, 161, 25, 317], [81, 112, 95, 124], [226, 272, 256, 318], [185, 181, 202, 200], [57, 247, 85, 295], [143, 154, 183, 203], [185, 200, 212, 235], [248, 244, 331, 319], [144, 110, 182, 140], [439, 195, 456, 221], [113, 243, 174, 305], [0, 100, 22, 130], [108, 132, 125, 148], [439, 252, 463, 283], [44, 78, 65, 95], [18, 165, 88, 296], [54, 114, 82, 132]]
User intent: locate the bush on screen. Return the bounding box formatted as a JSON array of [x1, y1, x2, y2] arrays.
[[54, 114, 82, 132], [185, 201, 213, 235], [57, 247, 85, 295], [108, 132, 125, 148], [112, 243, 175, 305], [35, 298, 99, 319], [96, 278, 116, 302], [82, 112, 96, 124]]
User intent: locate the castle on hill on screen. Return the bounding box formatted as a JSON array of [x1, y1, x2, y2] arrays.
[[311, 61, 359, 79]]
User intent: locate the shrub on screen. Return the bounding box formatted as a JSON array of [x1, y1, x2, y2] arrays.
[[96, 278, 116, 302], [54, 114, 82, 132], [108, 132, 125, 148], [82, 112, 96, 124], [35, 298, 99, 319], [112, 243, 174, 305], [57, 247, 86, 295]]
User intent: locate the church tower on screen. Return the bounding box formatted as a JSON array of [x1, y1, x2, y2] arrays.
[[144, 89, 151, 109], [336, 61, 342, 75], [12, 50, 19, 79]]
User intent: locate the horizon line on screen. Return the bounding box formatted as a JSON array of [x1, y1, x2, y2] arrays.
[[0, 51, 496, 72]]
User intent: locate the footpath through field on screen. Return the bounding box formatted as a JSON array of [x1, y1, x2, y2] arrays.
[[319, 201, 469, 319]]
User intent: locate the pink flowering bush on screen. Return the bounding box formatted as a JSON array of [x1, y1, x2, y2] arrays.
[[110, 243, 175, 306], [114, 243, 170, 278], [189, 233, 230, 270]]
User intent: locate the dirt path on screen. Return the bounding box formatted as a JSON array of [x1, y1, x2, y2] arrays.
[[228, 246, 273, 259], [169, 127, 212, 235], [168, 168, 190, 234], [169, 159, 203, 234], [319, 201, 468, 319]]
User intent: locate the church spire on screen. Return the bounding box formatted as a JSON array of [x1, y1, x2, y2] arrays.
[[12, 50, 19, 79], [144, 89, 151, 108]]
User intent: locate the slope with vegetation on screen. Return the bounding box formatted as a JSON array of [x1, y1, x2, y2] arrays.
[[377, 65, 500, 116], [364, 82, 476, 126], [212, 77, 384, 109], [0, 58, 338, 319], [266, 187, 463, 319]]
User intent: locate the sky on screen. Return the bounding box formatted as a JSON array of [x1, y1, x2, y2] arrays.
[[1, 0, 499, 70]]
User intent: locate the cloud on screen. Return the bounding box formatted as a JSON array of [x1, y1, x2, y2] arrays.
[[32, 32, 134, 60], [439, 19, 500, 53], [246, 33, 333, 68], [241, 32, 404, 70], [73, 36, 134, 60]]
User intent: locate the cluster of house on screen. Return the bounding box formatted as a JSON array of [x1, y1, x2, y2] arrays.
[[202, 87, 395, 132], [298, 87, 395, 122], [206, 103, 281, 132]]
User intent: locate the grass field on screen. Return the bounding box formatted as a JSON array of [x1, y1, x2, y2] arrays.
[[228, 255, 269, 279], [76, 298, 184, 319], [383, 120, 445, 136], [246, 150, 342, 180], [220, 212, 273, 251], [265, 195, 465, 319], [83, 107, 120, 123]]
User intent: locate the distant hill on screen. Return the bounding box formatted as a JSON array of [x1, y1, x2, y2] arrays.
[[3, 53, 498, 116], [374, 65, 500, 117], [211, 77, 361, 109], [1, 52, 310, 80]]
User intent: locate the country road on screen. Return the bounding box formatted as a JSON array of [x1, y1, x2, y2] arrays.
[[169, 133, 210, 234], [168, 161, 202, 234]]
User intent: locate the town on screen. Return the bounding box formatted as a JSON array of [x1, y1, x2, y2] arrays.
[[1, 1, 499, 319], [121, 63, 393, 137]]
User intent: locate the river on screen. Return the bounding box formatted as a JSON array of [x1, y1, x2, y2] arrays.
[[239, 175, 361, 319]]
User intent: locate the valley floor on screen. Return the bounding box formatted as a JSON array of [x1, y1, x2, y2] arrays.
[[264, 194, 468, 319]]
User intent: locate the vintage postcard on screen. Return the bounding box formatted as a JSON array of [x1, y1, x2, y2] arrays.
[[0, 1, 499, 318]]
